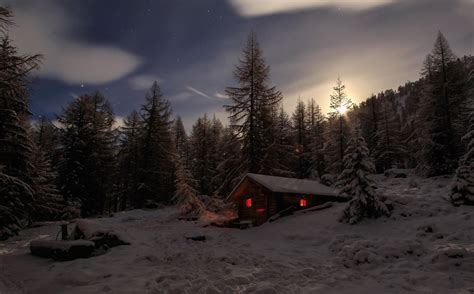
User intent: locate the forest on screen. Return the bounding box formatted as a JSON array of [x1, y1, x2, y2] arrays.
[[0, 4, 473, 241]]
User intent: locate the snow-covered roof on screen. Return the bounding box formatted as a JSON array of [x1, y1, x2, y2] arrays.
[[243, 173, 339, 196]]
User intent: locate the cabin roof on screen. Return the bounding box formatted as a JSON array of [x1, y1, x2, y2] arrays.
[[229, 173, 339, 199]]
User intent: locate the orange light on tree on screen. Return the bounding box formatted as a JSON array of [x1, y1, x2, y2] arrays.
[[300, 199, 307, 207], [245, 198, 252, 208]]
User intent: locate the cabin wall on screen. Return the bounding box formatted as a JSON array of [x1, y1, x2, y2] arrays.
[[231, 178, 273, 226]]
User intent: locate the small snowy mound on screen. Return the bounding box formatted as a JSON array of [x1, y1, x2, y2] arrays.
[[330, 235, 426, 268], [73, 219, 131, 249]]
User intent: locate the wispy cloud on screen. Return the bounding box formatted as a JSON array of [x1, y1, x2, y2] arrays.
[[214, 92, 229, 99], [229, 0, 395, 17], [129, 75, 162, 90], [5, 0, 141, 85], [186, 86, 212, 99]]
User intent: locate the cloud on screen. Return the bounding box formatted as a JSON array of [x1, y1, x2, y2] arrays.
[[4, 0, 141, 85], [229, 0, 395, 17], [186, 86, 212, 99], [129, 75, 163, 90], [214, 92, 229, 99]]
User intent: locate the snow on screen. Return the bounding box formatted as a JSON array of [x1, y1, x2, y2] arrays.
[[235, 173, 339, 197], [1, 175, 474, 293]]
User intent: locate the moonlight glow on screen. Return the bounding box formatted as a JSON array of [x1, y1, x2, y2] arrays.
[[336, 104, 349, 115]]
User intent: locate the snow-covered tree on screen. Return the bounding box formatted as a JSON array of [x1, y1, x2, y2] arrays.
[[0, 8, 41, 238], [338, 128, 389, 224], [225, 32, 283, 175], [173, 156, 205, 218], [450, 112, 474, 205], [29, 141, 66, 221], [0, 171, 34, 240]]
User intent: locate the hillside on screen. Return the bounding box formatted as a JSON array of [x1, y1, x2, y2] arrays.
[[1, 174, 473, 294]]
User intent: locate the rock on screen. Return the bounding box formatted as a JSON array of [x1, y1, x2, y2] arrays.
[[384, 168, 408, 178], [30, 239, 94, 261], [186, 235, 206, 241]]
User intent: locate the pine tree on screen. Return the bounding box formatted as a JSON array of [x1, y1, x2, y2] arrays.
[[117, 111, 142, 210], [190, 115, 214, 196], [292, 100, 310, 178], [419, 32, 471, 176], [307, 101, 326, 179], [325, 77, 353, 174], [450, 112, 474, 205], [270, 107, 296, 177], [172, 116, 189, 163], [58, 92, 115, 216], [225, 32, 283, 175], [34, 118, 62, 169], [0, 171, 34, 240], [213, 126, 242, 197], [0, 8, 41, 238], [173, 156, 205, 218], [138, 82, 175, 206], [29, 141, 66, 221], [338, 128, 389, 224], [373, 91, 406, 171]]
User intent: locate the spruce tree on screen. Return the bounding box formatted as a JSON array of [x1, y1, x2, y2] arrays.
[[450, 112, 474, 205], [225, 32, 283, 175], [338, 128, 389, 224]]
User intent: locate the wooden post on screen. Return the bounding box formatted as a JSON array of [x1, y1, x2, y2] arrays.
[[61, 223, 68, 240]]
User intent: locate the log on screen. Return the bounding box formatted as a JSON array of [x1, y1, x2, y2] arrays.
[[30, 240, 95, 261]]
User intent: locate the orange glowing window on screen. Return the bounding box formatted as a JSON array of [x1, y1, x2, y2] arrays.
[[245, 198, 252, 207], [300, 199, 307, 207]]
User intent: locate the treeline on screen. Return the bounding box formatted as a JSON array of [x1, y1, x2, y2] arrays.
[[1, 6, 473, 239]]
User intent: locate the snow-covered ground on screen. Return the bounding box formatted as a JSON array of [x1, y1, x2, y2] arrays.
[[1, 175, 473, 294]]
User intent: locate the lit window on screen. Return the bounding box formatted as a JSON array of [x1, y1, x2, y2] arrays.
[[245, 198, 252, 207], [300, 199, 307, 207]]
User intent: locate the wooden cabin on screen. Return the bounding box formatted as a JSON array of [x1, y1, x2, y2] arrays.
[[228, 173, 346, 226]]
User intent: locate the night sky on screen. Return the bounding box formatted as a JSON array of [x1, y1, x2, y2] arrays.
[[2, 0, 473, 130]]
